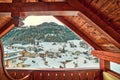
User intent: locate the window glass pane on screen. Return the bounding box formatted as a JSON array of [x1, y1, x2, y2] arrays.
[[1, 16, 99, 69], [110, 62, 120, 74]]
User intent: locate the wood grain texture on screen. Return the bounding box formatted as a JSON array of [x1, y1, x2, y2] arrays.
[[7, 69, 103, 80], [63, 15, 120, 53], [92, 50, 120, 64], [81, 0, 120, 34], [0, 0, 12, 3], [0, 2, 77, 12]]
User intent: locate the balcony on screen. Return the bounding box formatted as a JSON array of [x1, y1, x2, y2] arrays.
[[7, 69, 103, 80]]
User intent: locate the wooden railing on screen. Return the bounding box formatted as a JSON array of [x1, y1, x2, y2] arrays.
[[7, 69, 103, 80]]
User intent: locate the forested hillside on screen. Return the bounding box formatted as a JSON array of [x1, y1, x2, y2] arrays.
[[2, 22, 80, 45]]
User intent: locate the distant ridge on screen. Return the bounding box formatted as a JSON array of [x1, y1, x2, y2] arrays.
[[2, 22, 80, 45]]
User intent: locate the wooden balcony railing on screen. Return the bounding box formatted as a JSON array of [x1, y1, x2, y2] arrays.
[[7, 69, 103, 80]]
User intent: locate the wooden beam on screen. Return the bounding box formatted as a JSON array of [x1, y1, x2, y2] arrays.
[[0, 19, 15, 38], [0, 0, 12, 3], [67, 0, 120, 44], [0, 12, 11, 17], [91, 50, 120, 64], [0, 2, 77, 12], [12, 0, 22, 3], [100, 59, 110, 70], [0, 17, 12, 29], [22, 11, 78, 16], [43, 0, 65, 2], [77, 12, 120, 50], [55, 16, 102, 50]]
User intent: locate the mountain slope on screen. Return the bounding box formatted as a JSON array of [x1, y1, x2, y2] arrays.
[[2, 22, 80, 45]]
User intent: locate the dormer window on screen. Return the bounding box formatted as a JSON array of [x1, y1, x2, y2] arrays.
[[1, 16, 99, 69]]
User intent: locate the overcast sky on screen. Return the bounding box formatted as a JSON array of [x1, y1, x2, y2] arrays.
[[23, 16, 64, 26]]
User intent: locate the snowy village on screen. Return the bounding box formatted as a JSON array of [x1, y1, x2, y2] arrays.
[[2, 18, 100, 69], [3, 39, 99, 69]]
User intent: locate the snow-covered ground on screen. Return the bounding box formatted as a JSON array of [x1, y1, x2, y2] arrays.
[[22, 54, 99, 68], [3, 40, 120, 74], [4, 40, 99, 69]]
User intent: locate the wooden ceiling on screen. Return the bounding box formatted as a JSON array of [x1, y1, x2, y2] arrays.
[[0, 0, 120, 53], [83, 0, 120, 34]]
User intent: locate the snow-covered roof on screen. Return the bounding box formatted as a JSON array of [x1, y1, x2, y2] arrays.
[[12, 44, 23, 47], [22, 44, 34, 48], [4, 47, 23, 54], [12, 44, 34, 48], [46, 57, 64, 68], [65, 47, 87, 53], [40, 42, 63, 52], [38, 51, 46, 54], [16, 59, 23, 64], [67, 40, 83, 45], [67, 40, 83, 43], [4, 53, 22, 60], [23, 57, 50, 68], [28, 50, 35, 53]]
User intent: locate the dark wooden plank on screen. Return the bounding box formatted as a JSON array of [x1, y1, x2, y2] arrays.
[[73, 71, 79, 80], [79, 71, 87, 80], [92, 50, 120, 64], [12, 0, 22, 3], [34, 71, 41, 80], [65, 72, 73, 80], [41, 71, 48, 80], [94, 70, 103, 80], [100, 59, 110, 70], [47, 71, 56, 80], [57, 71, 65, 80], [7, 71, 16, 78], [0, 2, 77, 12], [88, 71, 95, 80], [16, 71, 23, 79], [0, 19, 15, 38], [43, 0, 65, 2]]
